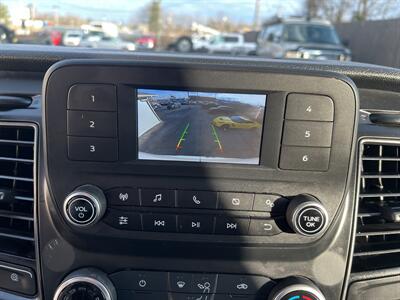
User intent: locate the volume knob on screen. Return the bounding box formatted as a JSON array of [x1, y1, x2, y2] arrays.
[[63, 184, 106, 227]]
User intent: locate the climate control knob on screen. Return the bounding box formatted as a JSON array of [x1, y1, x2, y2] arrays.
[[54, 268, 116, 300], [268, 277, 325, 300], [286, 194, 328, 236], [63, 184, 106, 227]]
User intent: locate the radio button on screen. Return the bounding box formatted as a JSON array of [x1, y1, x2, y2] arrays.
[[253, 194, 289, 213], [67, 110, 117, 138], [177, 190, 217, 209], [140, 189, 175, 207], [215, 217, 250, 235], [280, 146, 330, 171], [285, 94, 334, 122], [68, 84, 117, 111], [106, 187, 139, 206], [68, 136, 118, 161], [218, 192, 254, 211], [103, 211, 141, 230], [142, 214, 177, 232], [282, 120, 333, 147], [177, 215, 214, 234], [248, 218, 281, 236]]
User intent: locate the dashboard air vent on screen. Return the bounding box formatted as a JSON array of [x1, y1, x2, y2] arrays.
[[354, 140, 400, 271], [0, 123, 36, 259]]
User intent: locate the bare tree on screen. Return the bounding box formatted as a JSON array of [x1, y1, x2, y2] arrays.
[[352, 0, 399, 21], [304, 0, 400, 23]]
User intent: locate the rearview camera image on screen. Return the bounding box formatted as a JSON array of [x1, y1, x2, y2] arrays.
[[137, 89, 266, 164]]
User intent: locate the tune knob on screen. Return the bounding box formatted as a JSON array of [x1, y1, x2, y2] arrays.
[[268, 277, 325, 300], [63, 184, 107, 227], [54, 268, 116, 300], [286, 194, 328, 236]]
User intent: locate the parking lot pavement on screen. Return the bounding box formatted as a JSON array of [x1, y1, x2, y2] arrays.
[[138, 104, 263, 160]]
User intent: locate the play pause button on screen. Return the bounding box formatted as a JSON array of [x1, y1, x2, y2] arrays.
[[178, 215, 214, 234]]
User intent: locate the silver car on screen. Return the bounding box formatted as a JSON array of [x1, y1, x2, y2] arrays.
[[256, 18, 351, 61]]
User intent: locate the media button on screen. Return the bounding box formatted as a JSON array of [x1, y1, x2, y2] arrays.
[[177, 215, 214, 234], [106, 187, 139, 206], [142, 214, 177, 232], [177, 190, 217, 209], [218, 192, 254, 211], [140, 189, 175, 207], [215, 217, 250, 235]]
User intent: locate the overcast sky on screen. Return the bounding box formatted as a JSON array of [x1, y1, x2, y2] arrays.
[[3, 0, 305, 24], [139, 89, 266, 106]]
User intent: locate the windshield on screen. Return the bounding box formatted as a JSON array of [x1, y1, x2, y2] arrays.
[[283, 24, 340, 45], [1, 0, 400, 66]]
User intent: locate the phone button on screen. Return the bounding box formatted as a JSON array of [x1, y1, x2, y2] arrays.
[[176, 190, 218, 209]]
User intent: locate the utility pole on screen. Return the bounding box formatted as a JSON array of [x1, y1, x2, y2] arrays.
[[252, 0, 261, 30]]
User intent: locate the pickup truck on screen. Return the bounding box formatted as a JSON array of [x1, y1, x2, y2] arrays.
[[207, 33, 257, 55]]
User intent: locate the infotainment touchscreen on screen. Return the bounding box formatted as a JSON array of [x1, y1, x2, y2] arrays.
[[137, 89, 266, 164]]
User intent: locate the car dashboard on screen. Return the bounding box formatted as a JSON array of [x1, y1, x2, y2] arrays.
[[0, 45, 399, 300]]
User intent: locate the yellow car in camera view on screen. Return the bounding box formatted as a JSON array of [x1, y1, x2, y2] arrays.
[[212, 116, 261, 129]]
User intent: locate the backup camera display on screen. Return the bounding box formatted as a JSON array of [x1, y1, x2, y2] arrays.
[[137, 89, 266, 164]]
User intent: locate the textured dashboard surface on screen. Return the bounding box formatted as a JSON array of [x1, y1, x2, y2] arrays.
[[1, 44, 400, 92]]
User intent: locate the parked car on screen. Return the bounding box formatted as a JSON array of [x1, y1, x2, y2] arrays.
[[208, 33, 257, 55], [212, 116, 261, 129], [167, 102, 181, 110], [62, 30, 83, 46], [0, 24, 15, 44], [135, 35, 156, 50], [79, 33, 136, 51], [256, 18, 351, 61]]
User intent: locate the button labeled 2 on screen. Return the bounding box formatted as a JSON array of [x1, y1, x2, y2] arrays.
[[67, 110, 117, 137]]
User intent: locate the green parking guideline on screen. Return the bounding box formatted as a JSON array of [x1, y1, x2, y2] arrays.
[[211, 124, 223, 153], [176, 123, 190, 151]]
